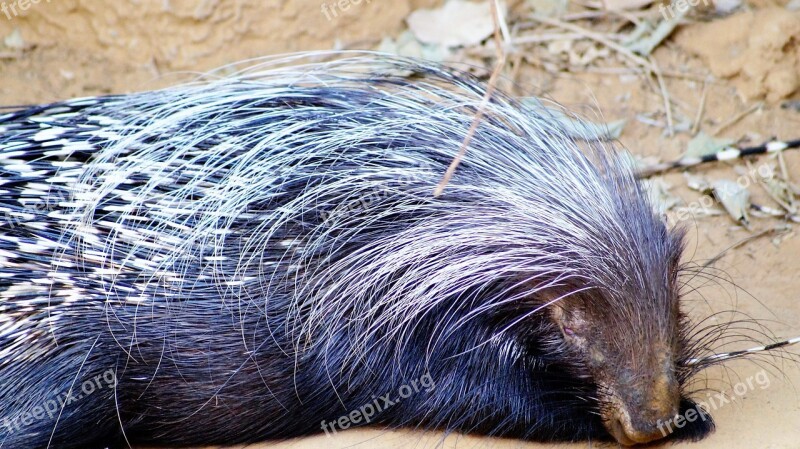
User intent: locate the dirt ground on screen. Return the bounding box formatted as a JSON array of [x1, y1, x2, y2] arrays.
[[0, 0, 798, 448]]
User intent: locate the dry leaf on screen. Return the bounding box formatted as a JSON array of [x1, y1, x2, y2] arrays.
[[715, 0, 743, 14], [407, 0, 498, 48], [684, 173, 709, 192], [3, 28, 25, 50], [624, 14, 684, 56], [643, 178, 681, 214], [684, 132, 734, 159], [377, 31, 452, 62], [526, 0, 567, 17], [763, 177, 798, 214], [711, 179, 751, 226]]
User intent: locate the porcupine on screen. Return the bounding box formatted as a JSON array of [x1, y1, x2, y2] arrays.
[[0, 52, 741, 448]]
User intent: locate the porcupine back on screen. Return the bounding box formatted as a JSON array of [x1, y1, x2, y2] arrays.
[[0, 53, 689, 448]]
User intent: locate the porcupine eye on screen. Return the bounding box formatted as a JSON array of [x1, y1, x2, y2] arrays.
[[560, 324, 586, 344], [549, 305, 588, 345], [558, 319, 588, 345]]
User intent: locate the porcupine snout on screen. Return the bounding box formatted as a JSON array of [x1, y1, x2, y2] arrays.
[[604, 367, 680, 445], [589, 340, 680, 444]]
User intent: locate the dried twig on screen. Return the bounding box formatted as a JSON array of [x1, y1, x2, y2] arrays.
[[560, 9, 661, 21], [712, 102, 763, 136], [649, 55, 674, 136], [529, 14, 651, 71], [691, 79, 709, 136], [515, 32, 625, 44], [434, 0, 507, 197], [573, 66, 713, 82], [702, 226, 789, 268]]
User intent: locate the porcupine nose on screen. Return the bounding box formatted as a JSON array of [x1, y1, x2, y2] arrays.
[[604, 375, 680, 445], [607, 406, 676, 445]]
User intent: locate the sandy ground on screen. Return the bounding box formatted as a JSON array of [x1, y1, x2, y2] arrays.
[[0, 0, 798, 448]]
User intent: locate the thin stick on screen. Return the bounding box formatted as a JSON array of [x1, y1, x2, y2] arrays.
[[560, 9, 660, 21], [529, 14, 653, 72], [515, 32, 613, 44], [434, 0, 506, 197], [778, 150, 793, 184], [495, 0, 512, 47], [573, 65, 714, 82], [746, 159, 797, 215], [509, 53, 523, 95], [691, 79, 709, 136], [701, 226, 787, 268], [712, 102, 763, 136], [649, 55, 674, 136]]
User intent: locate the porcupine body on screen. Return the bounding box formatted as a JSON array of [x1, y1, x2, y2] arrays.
[[0, 53, 715, 448]]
